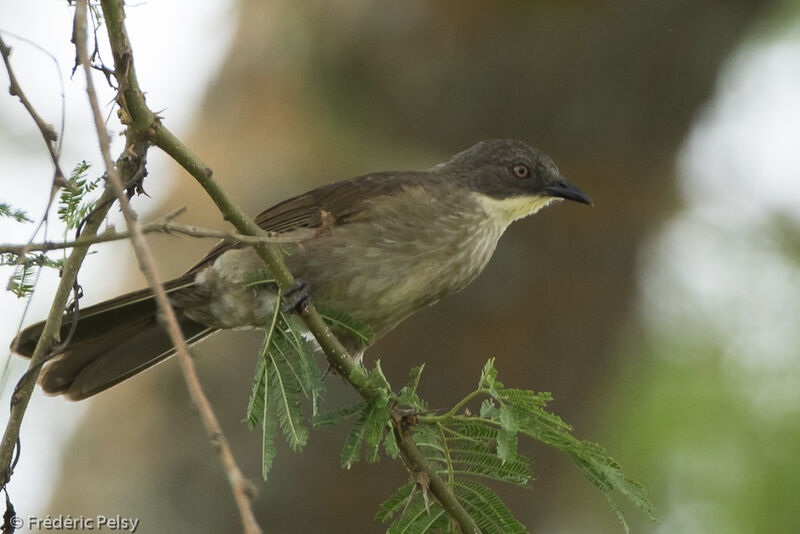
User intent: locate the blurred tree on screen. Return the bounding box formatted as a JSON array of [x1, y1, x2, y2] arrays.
[[45, 1, 771, 532]]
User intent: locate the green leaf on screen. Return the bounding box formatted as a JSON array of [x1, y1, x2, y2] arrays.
[[312, 403, 363, 428], [489, 360, 656, 524], [368, 360, 392, 391], [248, 298, 324, 478], [399, 359, 656, 531], [381, 475, 528, 533], [480, 399, 500, 419], [58, 161, 100, 230], [376, 481, 415, 523], [496, 427, 518, 464], [383, 428, 400, 459], [246, 354, 267, 428], [420, 422, 532, 488], [270, 356, 309, 451], [447, 449, 530, 487], [341, 404, 370, 469], [339, 393, 393, 466], [316, 303, 373, 346], [246, 288, 283, 427], [396, 365, 427, 410], [454, 479, 527, 534], [3, 253, 64, 298], [386, 501, 448, 534], [260, 370, 278, 479], [379, 480, 450, 534], [445, 420, 500, 444], [7, 260, 37, 298], [0, 202, 32, 223], [479, 357, 505, 394], [606, 493, 631, 534], [243, 269, 276, 289], [364, 393, 391, 463], [405, 365, 424, 393], [283, 313, 323, 398]]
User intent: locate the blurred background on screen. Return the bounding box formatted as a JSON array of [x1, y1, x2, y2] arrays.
[[1, 1, 799, 532]]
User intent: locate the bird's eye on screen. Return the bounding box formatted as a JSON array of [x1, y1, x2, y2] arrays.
[[513, 164, 530, 178]]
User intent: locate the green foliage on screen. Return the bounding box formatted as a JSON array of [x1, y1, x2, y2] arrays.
[[371, 359, 655, 533], [6, 256, 38, 298], [246, 290, 325, 478], [477, 359, 656, 526], [3, 162, 102, 298], [2, 252, 63, 298], [316, 302, 374, 346], [243, 292, 652, 531], [0, 202, 32, 223], [311, 403, 363, 428], [245, 287, 374, 479], [59, 161, 101, 230], [243, 269, 275, 290], [339, 364, 394, 467], [395, 365, 427, 410]]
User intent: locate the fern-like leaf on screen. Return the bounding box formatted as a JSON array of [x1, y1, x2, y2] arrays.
[[7, 260, 37, 298], [376, 481, 415, 523], [341, 404, 371, 469], [385, 499, 449, 534], [454, 479, 527, 534], [312, 403, 363, 428], [364, 392, 391, 463], [261, 366, 278, 479], [270, 356, 309, 451], [316, 303, 373, 346], [0, 202, 32, 223], [383, 428, 400, 459], [59, 161, 100, 230], [246, 354, 267, 429]]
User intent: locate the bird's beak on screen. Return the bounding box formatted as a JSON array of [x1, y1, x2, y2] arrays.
[[545, 179, 593, 206]]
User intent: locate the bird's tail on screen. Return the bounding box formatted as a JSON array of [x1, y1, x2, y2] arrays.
[[12, 278, 215, 400]]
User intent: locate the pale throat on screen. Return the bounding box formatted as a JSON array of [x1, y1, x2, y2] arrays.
[[473, 193, 558, 228]]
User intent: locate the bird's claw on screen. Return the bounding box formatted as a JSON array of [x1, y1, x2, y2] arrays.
[[282, 278, 312, 315]]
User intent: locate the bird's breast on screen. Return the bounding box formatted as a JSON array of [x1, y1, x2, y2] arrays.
[[286, 191, 506, 338], [179, 187, 509, 343]]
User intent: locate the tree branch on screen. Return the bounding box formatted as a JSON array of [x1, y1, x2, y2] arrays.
[[96, 2, 481, 531], [74, 3, 261, 533], [0, 184, 117, 481], [97, 0, 479, 531], [0, 218, 319, 256], [0, 34, 69, 189], [0, 24, 151, 491]]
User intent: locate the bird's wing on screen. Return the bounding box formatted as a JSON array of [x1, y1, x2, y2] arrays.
[[183, 171, 424, 276]]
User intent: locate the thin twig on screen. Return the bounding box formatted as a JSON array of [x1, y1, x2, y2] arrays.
[[0, 34, 68, 189], [0, 219, 318, 256], [74, 4, 261, 533], [0, 32, 70, 391], [97, 0, 480, 531], [0, 31, 122, 490], [0, 194, 117, 486]]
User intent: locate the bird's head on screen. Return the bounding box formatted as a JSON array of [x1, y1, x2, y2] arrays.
[[437, 139, 592, 225]]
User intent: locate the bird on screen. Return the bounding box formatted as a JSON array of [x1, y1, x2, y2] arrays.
[[12, 139, 592, 400]]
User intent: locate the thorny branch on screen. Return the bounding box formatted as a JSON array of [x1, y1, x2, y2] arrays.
[[74, 3, 262, 533], [99, 0, 481, 531], [0, 34, 69, 189], [2, 1, 482, 532], [0, 32, 126, 508], [0, 215, 321, 256]]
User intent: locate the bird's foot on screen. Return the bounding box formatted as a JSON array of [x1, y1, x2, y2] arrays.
[[282, 278, 312, 315]]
